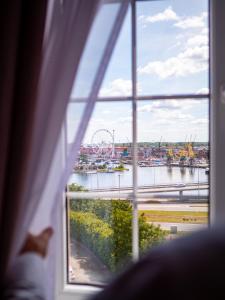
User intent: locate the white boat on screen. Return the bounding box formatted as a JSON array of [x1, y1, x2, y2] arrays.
[[139, 163, 148, 167], [86, 170, 97, 174]]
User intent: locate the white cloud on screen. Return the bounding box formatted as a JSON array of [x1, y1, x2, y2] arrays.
[[137, 100, 207, 138], [138, 104, 152, 113], [89, 118, 105, 125], [174, 12, 207, 29], [138, 8, 208, 31], [202, 12, 208, 18], [99, 78, 141, 97], [137, 100, 203, 138], [137, 10, 209, 80], [196, 87, 209, 94], [88, 115, 132, 130], [99, 79, 132, 97], [201, 27, 209, 35], [138, 106, 194, 130], [180, 45, 208, 61], [102, 110, 111, 114], [138, 100, 200, 113], [191, 118, 208, 125], [168, 41, 182, 51], [147, 100, 180, 111], [154, 119, 174, 125], [138, 11, 209, 79], [138, 15, 145, 21], [154, 110, 193, 121], [138, 45, 208, 79], [144, 6, 179, 23], [186, 34, 208, 47], [118, 116, 132, 124]]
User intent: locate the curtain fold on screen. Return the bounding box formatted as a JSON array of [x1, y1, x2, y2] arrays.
[[0, 0, 129, 297], [28, 0, 129, 237], [0, 0, 48, 280], [13, 0, 100, 257], [0, 0, 99, 280]]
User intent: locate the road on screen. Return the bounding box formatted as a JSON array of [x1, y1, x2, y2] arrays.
[[138, 202, 208, 212], [152, 222, 208, 232], [69, 239, 110, 284]]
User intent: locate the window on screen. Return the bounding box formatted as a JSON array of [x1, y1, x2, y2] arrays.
[[64, 0, 210, 289]]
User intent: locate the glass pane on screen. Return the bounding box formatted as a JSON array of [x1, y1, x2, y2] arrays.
[[66, 0, 127, 150], [99, 8, 131, 98], [71, 1, 122, 99], [137, 0, 209, 96], [68, 197, 133, 284], [67, 102, 132, 284], [69, 101, 132, 189], [137, 98, 209, 253], [66, 102, 86, 154]]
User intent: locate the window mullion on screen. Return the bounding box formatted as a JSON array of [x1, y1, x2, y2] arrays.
[[70, 94, 209, 103], [131, 0, 139, 261]]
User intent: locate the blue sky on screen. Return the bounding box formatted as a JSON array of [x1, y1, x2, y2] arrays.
[[68, 0, 209, 144]]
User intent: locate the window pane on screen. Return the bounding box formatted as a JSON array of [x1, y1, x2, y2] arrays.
[[67, 102, 133, 284], [137, 98, 209, 253], [71, 1, 123, 99], [66, 102, 86, 154], [99, 8, 131, 98], [137, 0, 209, 96], [68, 197, 133, 285]]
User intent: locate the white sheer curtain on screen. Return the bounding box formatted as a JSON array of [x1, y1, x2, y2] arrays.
[[28, 0, 129, 232], [8, 0, 98, 264], [20, 0, 129, 298]]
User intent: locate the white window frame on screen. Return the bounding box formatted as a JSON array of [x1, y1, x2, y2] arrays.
[[56, 0, 225, 299], [209, 0, 225, 224]]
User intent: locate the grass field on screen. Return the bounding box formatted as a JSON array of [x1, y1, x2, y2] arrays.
[[139, 210, 208, 224]]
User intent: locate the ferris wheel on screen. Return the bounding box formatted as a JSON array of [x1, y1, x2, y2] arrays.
[[91, 129, 115, 158]]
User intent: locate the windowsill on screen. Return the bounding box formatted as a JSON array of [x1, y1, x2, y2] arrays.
[[58, 283, 102, 300]]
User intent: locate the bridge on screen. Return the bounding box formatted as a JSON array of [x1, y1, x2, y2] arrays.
[[88, 182, 208, 194], [67, 182, 209, 202]]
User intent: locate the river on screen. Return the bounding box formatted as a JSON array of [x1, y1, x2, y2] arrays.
[[69, 166, 208, 193]]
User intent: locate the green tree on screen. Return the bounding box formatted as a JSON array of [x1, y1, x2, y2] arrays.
[[68, 183, 88, 192], [70, 199, 166, 272]]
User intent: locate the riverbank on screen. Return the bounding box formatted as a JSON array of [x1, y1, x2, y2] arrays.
[[74, 163, 209, 174]]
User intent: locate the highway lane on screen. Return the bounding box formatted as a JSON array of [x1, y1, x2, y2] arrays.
[[88, 182, 209, 193], [138, 202, 208, 212], [151, 222, 208, 232]]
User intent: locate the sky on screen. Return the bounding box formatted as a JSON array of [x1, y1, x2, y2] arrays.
[[68, 0, 209, 144]]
